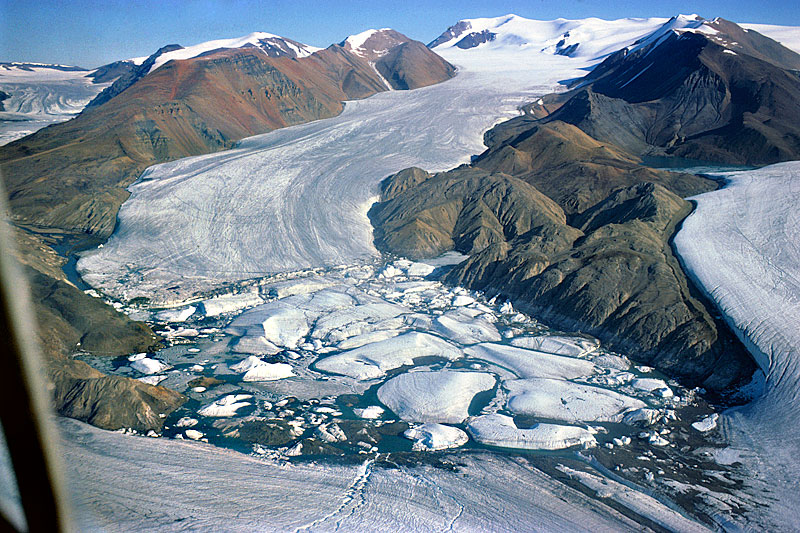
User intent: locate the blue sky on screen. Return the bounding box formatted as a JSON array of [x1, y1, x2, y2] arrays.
[[2, 0, 799, 67]]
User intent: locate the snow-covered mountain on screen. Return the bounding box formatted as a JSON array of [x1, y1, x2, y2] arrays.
[[340, 28, 407, 59], [429, 13, 800, 73], [429, 14, 683, 63], [146, 31, 322, 74]]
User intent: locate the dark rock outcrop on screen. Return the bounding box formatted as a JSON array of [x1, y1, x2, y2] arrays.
[[370, 117, 755, 391], [428, 21, 472, 48], [369, 166, 580, 259], [475, 120, 715, 215], [86, 45, 183, 107], [455, 30, 496, 49], [86, 59, 139, 84], [50, 358, 185, 433]]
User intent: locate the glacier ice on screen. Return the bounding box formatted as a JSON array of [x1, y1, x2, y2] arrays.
[[377, 370, 495, 423], [76, 61, 588, 303], [674, 162, 800, 526], [467, 413, 596, 451]]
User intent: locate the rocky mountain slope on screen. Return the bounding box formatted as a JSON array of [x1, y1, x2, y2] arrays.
[[0, 28, 454, 431], [536, 16, 800, 165], [1, 29, 454, 238], [370, 116, 755, 391], [9, 225, 185, 431]]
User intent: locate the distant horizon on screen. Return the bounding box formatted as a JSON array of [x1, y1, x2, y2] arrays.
[[2, 0, 799, 68]]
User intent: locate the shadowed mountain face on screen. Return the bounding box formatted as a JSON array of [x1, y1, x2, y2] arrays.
[[543, 20, 800, 165], [370, 117, 755, 391], [9, 226, 186, 432]]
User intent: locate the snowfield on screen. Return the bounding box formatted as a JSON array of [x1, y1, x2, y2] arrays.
[[0, 64, 111, 145], [673, 162, 800, 527]]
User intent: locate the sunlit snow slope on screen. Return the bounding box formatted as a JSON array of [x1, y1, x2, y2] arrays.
[[674, 162, 800, 526], [78, 16, 696, 304]]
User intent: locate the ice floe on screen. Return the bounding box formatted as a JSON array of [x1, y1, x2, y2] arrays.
[[377, 371, 496, 423], [465, 343, 597, 379], [353, 406, 384, 419], [467, 414, 596, 450], [154, 306, 196, 322], [130, 357, 169, 375], [631, 378, 673, 397], [198, 394, 254, 417], [433, 310, 502, 345], [184, 429, 204, 441], [403, 423, 469, 451], [509, 335, 599, 358], [622, 408, 661, 426], [315, 332, 462, 380], [692, 414, 719, 433], [242, 363, 295, 382], [175, 417, 198, 428], [505, 378, 646, 423]]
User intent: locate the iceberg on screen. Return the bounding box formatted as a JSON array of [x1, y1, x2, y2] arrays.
[[433, 310, 502, 345], [505, 378, 646, 423], [377, 371, 496, 423], [130, 357, 169, 375], [315, 332, 462, 380], [509, 335, 599, 358], [403, 423, 469, 451], [467, 414, 596, 450], [465, 343, 597, 380], [198, 394, 254, 417]]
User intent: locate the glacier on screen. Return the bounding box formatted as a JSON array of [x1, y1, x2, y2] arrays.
[[673, 162, 800, 527], [59, 417, 671, 532], [76, 66, 569, 303], [0, 64, 111, 145], [47, 14, 800, 530], [76, 14, 709, 304]]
